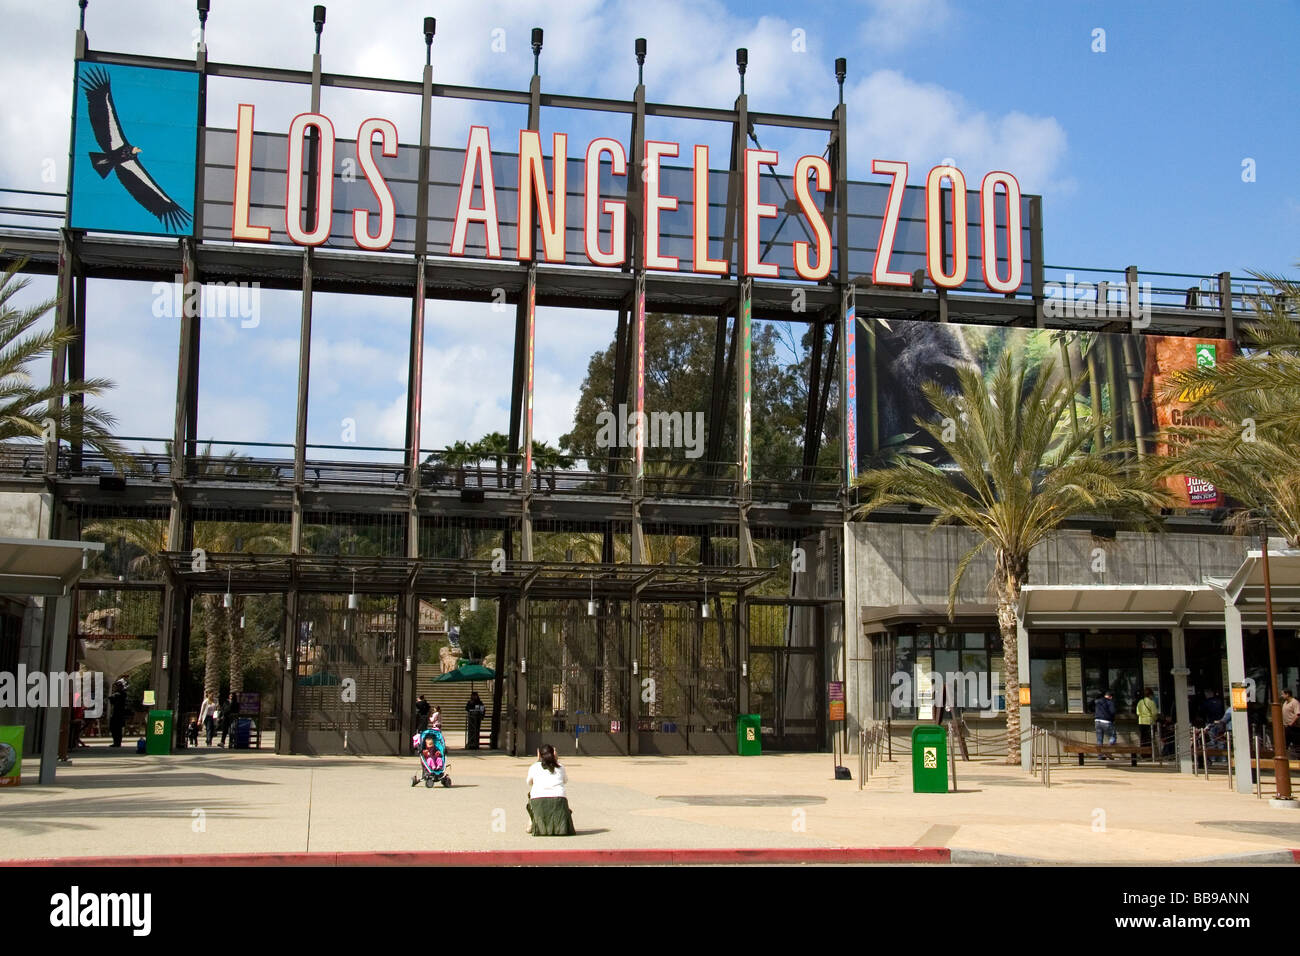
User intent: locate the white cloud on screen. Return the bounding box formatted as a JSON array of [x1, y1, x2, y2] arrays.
[[846, 70, 1071, 194]]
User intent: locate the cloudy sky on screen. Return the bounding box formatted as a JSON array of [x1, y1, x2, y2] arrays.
[[2, 0, 1296, 458]]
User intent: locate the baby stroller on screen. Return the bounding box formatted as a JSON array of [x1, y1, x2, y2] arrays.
[[410, 727, 451, 788]]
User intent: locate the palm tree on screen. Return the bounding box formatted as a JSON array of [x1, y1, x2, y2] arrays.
[[0, 256, 130, 469], [1152, 269, 1300, 543], [853, 353, 1169, 763], [1158, 271, 1300, 428], [84, 442, 288, 697]]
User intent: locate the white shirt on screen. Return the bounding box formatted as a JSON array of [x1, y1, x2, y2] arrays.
[[527, 761, 567, 799], [198, 698, 217, 723]]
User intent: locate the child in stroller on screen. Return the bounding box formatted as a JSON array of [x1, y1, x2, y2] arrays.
[[410, 727, 451, 788]]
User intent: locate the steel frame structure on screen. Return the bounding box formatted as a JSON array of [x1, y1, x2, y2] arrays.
[[0, 13, 1263, 755]]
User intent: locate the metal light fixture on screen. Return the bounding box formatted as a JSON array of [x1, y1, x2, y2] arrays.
[[223, 569, 233, 608], [313, 4, 326, 54], [470, 571, 479, 612], [284, 652, 292, 671], [423, 16, 436, 65], [736, 47, 747, 95], [531, 27, 543, 75], [82, 550, 89, 570], [742, 660, 748, 677], [239, 614, 245, 629], [541, 620, 547, 634], [520, 658, 527, 674], [701, 577, 710, 619], [635, 37, 646, 85], [587, 575, 596, 616], [161, 653, 168, 670], [834, 56, 846, 105], [405, 656, 412, 673], [348, 570, 359, 610], [197, 0, 209, 52], [632, 660, 639, 676]]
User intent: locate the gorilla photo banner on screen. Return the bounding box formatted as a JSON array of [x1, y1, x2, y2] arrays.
[[855, 320, 1233, 509]]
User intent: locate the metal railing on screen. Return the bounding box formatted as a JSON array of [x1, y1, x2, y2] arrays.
[[0, 438, 845, 503], [1029, 725, 1051, 788], [857, 723, 892, 788]]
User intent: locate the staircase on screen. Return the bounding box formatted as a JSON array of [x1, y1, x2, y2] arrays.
[[415, 676, 495, 747]]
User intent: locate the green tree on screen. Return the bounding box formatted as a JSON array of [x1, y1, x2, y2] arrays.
[[853, 354, 1169, 763], [84, 443, 288, 698], [560, 314, 817, 478], [0, 257, 130, 468]]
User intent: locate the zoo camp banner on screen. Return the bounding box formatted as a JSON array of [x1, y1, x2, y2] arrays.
[[853, 319, 1232, 508]]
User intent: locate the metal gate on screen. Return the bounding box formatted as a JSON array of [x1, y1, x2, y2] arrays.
[[748, 602, 824, 751], [292, 593, 403, 754], [526, 600, 631, 755], [638, 602, 738, 754]]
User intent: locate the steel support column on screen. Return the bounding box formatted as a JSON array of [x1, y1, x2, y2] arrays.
[[736, 276, 755, 567], [277, 581, 299, 754]]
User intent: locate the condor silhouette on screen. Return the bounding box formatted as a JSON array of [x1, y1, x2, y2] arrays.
[[82, 67, 192, 232]]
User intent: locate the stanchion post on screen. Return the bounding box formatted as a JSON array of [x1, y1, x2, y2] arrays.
[[1254, 733, 1261, 799]]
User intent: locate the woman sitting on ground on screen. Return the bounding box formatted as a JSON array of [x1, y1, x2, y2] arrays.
[[526, 744, 575, 836]]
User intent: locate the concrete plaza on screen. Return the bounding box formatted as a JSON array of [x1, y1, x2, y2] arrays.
[[1, 742, 1297, 864]]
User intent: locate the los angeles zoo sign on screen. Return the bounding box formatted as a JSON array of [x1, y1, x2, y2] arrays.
[[229, 105, 1026, 293]]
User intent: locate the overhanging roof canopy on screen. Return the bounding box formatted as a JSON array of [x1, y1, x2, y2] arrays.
[[1019, 551, 1300, 629], [0, 537, 103, 597], [157, 552, 774, 602]]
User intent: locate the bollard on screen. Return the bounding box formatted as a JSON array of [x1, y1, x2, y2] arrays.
[[1226, 730, 1232, 790], [859, 729, 866, 790], [1253, 733, 1261, 799]]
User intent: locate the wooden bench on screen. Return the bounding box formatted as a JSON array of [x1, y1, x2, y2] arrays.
[[1062, 742, 1143, 766]]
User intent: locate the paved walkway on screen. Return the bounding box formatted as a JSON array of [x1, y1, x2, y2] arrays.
[[1, 746, 1297, 864]]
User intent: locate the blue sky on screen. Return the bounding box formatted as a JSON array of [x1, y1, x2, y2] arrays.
[[2, 0, 1296, 459]]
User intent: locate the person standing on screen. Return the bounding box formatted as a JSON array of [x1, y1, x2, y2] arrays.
[[198, 692, 219, 747], [1136, 687, 1158, 752], [1282, 689, 1300, 755], [415, 694, 430, 733], [108, 677, 128, 747], [465, 692, 485, 750], [430, 705, 442, 732], [219, 692, 241, 748], [1094, 688, 1117, 758]]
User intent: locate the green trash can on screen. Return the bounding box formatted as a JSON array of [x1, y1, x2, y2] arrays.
[[737, 714, 762, 756], [145, 709, 173, 756], [911, 724, 948, 793]]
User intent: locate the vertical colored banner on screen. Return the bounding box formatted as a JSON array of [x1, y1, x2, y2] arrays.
[[0, 726, 23, 787], [523, 269, 536, 479], [739, 278, 753, 483], [635, 273, 646, 480], [843, 287, 858, 484], [1148, 336, 1232, 507], [409, 258, 426, 471]]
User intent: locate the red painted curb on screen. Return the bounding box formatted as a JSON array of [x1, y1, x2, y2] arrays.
[[1293, 849, 1300, 864], [0, 846, 951, 867]]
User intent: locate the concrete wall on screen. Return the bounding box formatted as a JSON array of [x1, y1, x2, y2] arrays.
[[843, 521, 1250, 746], [0, 491, 51, 539], [0, 491, 55, 749]]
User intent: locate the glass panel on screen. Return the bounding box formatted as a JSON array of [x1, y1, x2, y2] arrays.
[[1032, 656, 1065, 713], [963, 632, 985, 649], [1107, 656, 1140, 714], [894, 636, 916, 719]]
